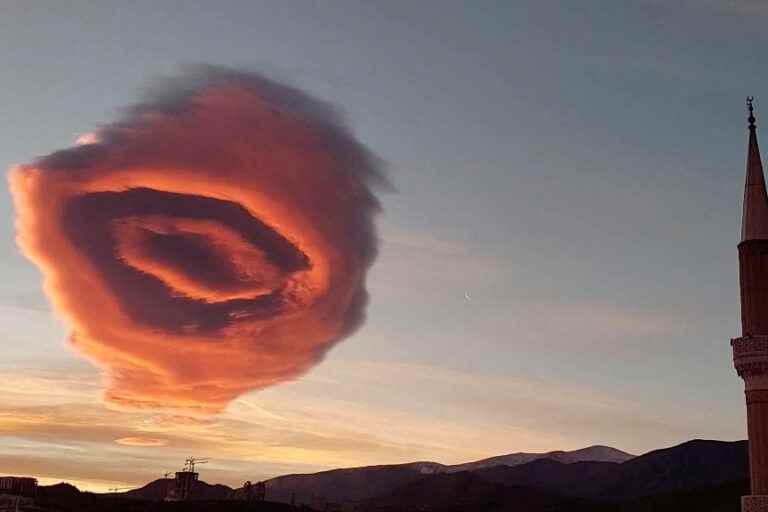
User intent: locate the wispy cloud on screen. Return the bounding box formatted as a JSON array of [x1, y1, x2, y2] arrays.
[[114, 437, 168, 447], [0, 356, 735, 491]]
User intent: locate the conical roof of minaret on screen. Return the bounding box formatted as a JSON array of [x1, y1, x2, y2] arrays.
[[742, 97, 768, 242]]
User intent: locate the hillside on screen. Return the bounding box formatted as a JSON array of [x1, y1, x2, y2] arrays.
[[253, 445, 632, 506], [596, 439, 748, 501], [262, 462, 446, 505], [476, 458, 619, 497], [122, 478, 232, 501], [448, 445, 634, 472], [246, 439, 747, 509]]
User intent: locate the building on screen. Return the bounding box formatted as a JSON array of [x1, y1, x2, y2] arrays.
[[239, 480, 266, 502], [165, 470, 198, 501], [732, 97, 768, 511], [0, 477, 37, 498], [0, 495, 34, 512], [164, 458, 208, 502]]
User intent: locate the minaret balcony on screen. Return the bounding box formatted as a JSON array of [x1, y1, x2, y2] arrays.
[[734, 336, 768, 388]]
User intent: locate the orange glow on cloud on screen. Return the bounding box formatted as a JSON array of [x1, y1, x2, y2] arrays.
[[9, 67, 383, 414], [114, 437, 168, 447], [75, 132, 100, 145]]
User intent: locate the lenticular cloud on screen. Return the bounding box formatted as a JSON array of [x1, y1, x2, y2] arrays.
[[9, 67, 384, 413]]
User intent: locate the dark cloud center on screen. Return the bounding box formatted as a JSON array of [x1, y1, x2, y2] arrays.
[[139, 230, 279, 291], [62, 187, 309, 335]]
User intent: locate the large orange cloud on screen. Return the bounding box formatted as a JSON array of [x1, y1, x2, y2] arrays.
[[9, 67, 384, 414]]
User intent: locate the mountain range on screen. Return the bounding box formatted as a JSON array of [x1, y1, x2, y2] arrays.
[[239, 439, 746, 509], [35, 439, 749, 511], [252, 444, 635, 506], [447, 444, 633, 472]]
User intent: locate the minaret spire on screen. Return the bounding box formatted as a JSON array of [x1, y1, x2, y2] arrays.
[[743, 96, 768, 241], [734, 96, 768, 512]]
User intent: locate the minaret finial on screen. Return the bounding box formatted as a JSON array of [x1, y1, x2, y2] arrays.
[[742, 95, 768, 242]]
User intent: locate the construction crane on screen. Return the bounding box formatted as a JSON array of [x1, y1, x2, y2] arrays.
[[183, 457, 209, 473]]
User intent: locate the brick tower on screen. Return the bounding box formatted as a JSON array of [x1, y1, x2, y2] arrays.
[[733, 97, 768, 512]]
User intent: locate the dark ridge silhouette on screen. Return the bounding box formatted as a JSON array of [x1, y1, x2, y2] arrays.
[[250, 445, 633, 506], [359, 471, 595, 512], [235, 439, 746, 508], [616, 479, 747, 512], [262, 462, 445, 505], [121, 478, 232, 501], [36, 482, 83, 500], [470, 439, 748, 501], [448, 444, 634, 472], [476, 458, 619, 498], [34, 482, 314, 512], [120, 478, 172, 501], [596, 439, 748, 501]]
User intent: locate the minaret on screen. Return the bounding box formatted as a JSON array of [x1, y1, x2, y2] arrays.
[[733, 97, 768, 512]]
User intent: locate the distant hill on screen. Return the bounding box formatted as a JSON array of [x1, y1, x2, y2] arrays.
[[244, 439, 746, 509], [367, 439, 748, 512], [595, 439, 748, 501], [448, 445, 634, 472], [36, 482, 83, 500], [122, 478, 233, 501], [469, 439, 748, 501], [262, 462, 446, 505], [476, 458, 619, 498], [250, 445, 633, 506], [120, 478, 172, 501]]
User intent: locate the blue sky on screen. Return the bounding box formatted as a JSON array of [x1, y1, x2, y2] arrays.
[[1, 0, 767, 490]]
